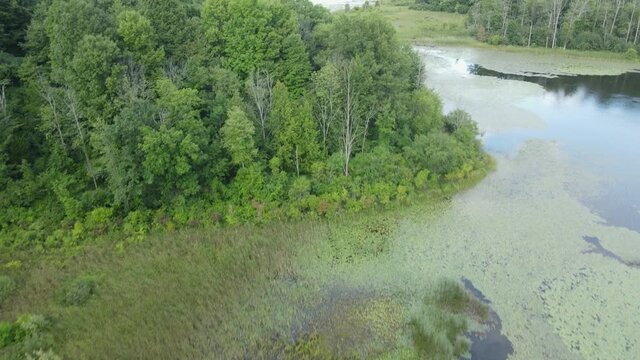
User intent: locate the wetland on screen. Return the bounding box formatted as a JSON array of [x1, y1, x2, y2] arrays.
[[2, 1, 639, 359]]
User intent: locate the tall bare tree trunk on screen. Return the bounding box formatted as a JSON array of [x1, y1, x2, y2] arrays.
[[360, 107, 375, 153], [603, 8, 609, 39], [552, 1, 563, 48], [546, 10, 554, 47], [626, 1, 637, 42], [0, 82, 6, 117], [593, 0, 603, 29], [635, 14, 640, 43], [65, 89, 98, 190], [247, 70, 273, 143], [610, 0, 625, 36], [39, 81, 66, 149], [502, 0, 512, 38], [342, 64, 355, 177], [528, 21, 534, 46], [295, 145, 300, 177], [314, 67, 338, 154]]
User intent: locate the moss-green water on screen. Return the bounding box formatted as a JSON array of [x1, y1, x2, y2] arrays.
[[407, 46, 640, 359]]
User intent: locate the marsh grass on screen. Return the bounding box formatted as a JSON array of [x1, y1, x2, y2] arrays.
[[410, 279, 489, 359], [0, 209, 412, 358], [2, 219, 337, 359], [0, 275, 16, 303], [0, 170, 493, 359]]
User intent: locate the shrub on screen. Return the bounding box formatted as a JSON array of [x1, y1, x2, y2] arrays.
[[396, 185, 409, 202], [625, 48, 638, 61], [26, 349, 62, 360], [123, 210, 151, 239], [0, 314, 56, 355], [405, 133, 465, 176], [0, 321, 17, 347], [370, 182, 394, 205], [3, 260, 22, 270], [487, 35, 503, 45], [351, 146, 412, 186], [288, 176, 311, 201], [0, 275, 16, 302], [15, 314, 49, 341], [574, 32, 602, 51], [58, 276, 97, 306], [84, 207, 114, 235], [605, 37, 627, 52], [414, 169, 431, 190]]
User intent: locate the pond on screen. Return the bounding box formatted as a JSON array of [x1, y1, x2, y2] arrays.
[[408, 46, 640, 359], [470, 62, 640, 234]]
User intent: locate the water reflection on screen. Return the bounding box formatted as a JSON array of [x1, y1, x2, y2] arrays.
[[469, 64, 640, 104], [474, 65, 640, 233]]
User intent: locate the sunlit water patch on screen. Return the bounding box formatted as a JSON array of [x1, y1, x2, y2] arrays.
[[469, 65, 640, 233]]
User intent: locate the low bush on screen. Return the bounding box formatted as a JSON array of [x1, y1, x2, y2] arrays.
[[26, 349, 62, 360], [84, 207, 114, 236], [15, 314, 55, 356], [487, 35, 504, 45], [0, 321, 17, 347], [1, 314, 56, 356], [57, 276, 97, 306]]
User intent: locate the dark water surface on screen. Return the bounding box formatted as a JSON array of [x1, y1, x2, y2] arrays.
[[582, 235, 640, 268], [471, 65, 640, 233], [469, 65, 640, 102], [462, 278, 514, 360]]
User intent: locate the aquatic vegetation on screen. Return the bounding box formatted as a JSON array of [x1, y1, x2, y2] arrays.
[[410, 279, 488, 359], [326, 215, 398, 265]]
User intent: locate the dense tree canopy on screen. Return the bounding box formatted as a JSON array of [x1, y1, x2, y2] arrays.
[[0, 0, 488, 250]]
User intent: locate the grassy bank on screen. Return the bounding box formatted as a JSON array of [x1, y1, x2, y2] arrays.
[[0, 166, 493, 359]]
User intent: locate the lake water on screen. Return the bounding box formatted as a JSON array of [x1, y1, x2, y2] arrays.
[[411, 46, 640, 359], [470, 64, 640, 233]]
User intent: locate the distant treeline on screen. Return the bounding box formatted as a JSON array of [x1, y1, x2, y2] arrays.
[[413, 0, 640, 53], [0, 0, 488, 250]]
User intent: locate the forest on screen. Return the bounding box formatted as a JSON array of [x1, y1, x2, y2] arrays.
[[0, 0, 488, 251], [415, 0, 640, 53]]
